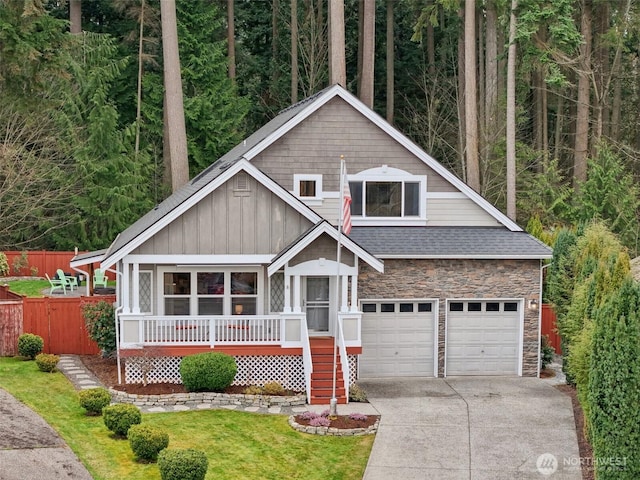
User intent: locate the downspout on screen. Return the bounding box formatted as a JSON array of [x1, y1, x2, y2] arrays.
[[106, 265, 124, 384], [71, 266, 90, 296]]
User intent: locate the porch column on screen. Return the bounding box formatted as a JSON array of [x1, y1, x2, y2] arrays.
[[292, 275, 302, 313], [122, 262, 130, 313], [131, 263, 140, 314], [283, 273, 292, 313], [349, 275, 358, 312], [340, 275, 349, 312]]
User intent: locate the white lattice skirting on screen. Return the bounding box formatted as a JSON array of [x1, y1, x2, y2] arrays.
[[124, 354, 360, 392]]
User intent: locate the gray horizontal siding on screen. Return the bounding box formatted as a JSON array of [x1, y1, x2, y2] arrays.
[[426, 198, 500, 226]]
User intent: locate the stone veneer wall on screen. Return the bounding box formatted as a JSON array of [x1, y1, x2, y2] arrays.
[[358, 258, 542, 377]]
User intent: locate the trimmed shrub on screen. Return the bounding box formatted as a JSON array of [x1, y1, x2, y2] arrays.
[[35, 353, 59, 372], [128, 424, 169, 462], [349, 383, 368, 403], [262, 381, 285, 396], [540, 335, 555, 370], [0, 252, 9, 276], [79, 387, 111, 415], [158, 449, 208, 480], [103, 404, 142, 437], [17, 333, 44, 359], [179, 352, 237, 392]]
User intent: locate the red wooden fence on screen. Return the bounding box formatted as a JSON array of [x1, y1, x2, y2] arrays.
[[0, 290, 116, 356], [2, 250, 115, 280], [541, 304, 562, 355]]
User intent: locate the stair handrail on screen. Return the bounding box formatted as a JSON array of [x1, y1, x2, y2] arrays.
[[300, 318, 313, 401], [337, 313, 349, 402]]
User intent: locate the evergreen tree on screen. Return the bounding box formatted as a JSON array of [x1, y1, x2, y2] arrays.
[[589, 279, 640, 479]]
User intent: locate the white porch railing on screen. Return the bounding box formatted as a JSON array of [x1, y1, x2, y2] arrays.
[[300, 318, 313, 400], [120, 315, 282, 348], [337, 314, 350, 401]]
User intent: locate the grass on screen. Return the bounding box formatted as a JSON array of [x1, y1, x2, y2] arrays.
[[0, 357, 373, 480], [4, 279, 49, 297]]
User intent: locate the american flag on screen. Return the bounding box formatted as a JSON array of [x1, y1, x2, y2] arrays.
[[341, 163, 352, 235]]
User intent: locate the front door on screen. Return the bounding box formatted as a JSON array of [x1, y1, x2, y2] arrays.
[[304, 277, 330, 333]]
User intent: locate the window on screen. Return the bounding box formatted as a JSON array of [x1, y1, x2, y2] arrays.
[[504, 302, 518, 312], [399, 303, 414, 313], [449, 302, 464, 312], [294, 174, 322, 200], [418, 303, 432, 312], [486, 302, 500, 312], [381, 303, 395, 313], [362, 303, 377, 313], [347, 166, 426, 221], [161, 269, 261, 316], [468, 302, 482, 312]]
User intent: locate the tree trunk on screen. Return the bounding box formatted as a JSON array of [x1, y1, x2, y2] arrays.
[[328, 0, 346, 86], [426, 0, 435, 76], [574, 0, 592, 188], [593, 1, 609, 140], [457, 8, 466, 181], [464, 0, 480, 192], [358, 0, 375, 108], [506, 0, 518, 221], [610, 77, 621, 141], [160, 0, 189, 191], [227, 0, 236, 80], [135, 0, 145, 160], [70, 0, 81, 34], [291, 0, 298, 102], [554, 91, 564, 161], [484, 0, 497, 139], [386, 0, 394, 123]]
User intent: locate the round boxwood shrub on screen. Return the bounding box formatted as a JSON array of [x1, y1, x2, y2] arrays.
[[103, 404, 142, 437], [79, 387, 112, 416], [263, 381, 285, 396], [17, 333, 44, 360], [128, 424, 169, 462], [158, 449, 208, 480], [179, 352, 237, 392], [35, 353, 60, 372]]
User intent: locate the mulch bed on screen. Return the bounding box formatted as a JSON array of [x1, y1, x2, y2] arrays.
[[293, 414, 378, 430]]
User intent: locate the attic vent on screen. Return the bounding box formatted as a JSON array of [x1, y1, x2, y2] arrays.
[[235, 173, 250, 192]]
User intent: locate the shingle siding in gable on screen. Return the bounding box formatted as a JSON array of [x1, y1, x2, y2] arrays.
[[252, 98, 456, 193]]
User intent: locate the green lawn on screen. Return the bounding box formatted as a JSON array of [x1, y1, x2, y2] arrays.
[[0, 357, 373, 479], [5, 279, 50, 297]]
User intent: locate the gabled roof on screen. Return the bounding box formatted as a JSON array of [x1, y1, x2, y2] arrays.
[[348, 227, 552, 259], [268, 221, 384, 276], [99, 159, 323, 269], [238, 84, 522, 232], [70, 249, 107, 268]]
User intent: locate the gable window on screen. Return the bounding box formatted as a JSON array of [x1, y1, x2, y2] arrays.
[[294, 174, 323, 201], [348, 166, 426, 223]]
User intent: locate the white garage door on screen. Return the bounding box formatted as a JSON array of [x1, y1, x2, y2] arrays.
[[446, 300, 521, 376], [360, 300, 436, 378]]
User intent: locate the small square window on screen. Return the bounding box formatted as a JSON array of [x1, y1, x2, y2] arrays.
[[362, 303, 377, 313], [299, 180, 316, 197], [399, 303, 414, 313], [504, 302, 518, 312], [468, 302, 482, 312], [381, 303, 395, 313], [449, 302, 464, 312], [418, 303, 432, 312]]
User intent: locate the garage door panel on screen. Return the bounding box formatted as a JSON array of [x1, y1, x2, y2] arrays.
[[360, 301, 435, 378], [446, 301, 520, 376]]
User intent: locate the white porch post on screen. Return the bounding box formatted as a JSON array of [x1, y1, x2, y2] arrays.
[[283, 273, 292, 313], [340, 274, 349, 312], [349, 275, 358, 312], [293, 275, 302, 313], [122, 262, 130, 313], [131, 263, 140, 314]]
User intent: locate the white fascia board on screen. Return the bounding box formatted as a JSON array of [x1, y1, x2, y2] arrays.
[[101, 159, 322, 269], [268, 223, 384, 276], [70, 252, 106, 268], [331, 88, 523, 232], [377, 254, 553, 260], [124, 254, 275, 265]]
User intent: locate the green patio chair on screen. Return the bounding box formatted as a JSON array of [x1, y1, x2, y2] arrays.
[[93, 268, 108, 288], [56, 269, 78, 291], [45, 273, 66, 295]]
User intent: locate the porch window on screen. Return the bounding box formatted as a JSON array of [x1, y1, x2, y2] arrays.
[[164, 272, 190, 315], [197, 272, 224, 315], [231, 272, 257, 315]]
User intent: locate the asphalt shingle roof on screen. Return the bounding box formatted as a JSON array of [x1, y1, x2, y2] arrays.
[[348, 226, 552, 258]]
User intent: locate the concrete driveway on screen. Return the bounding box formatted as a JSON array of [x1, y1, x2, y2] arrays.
[[359, 377, 581, 480]]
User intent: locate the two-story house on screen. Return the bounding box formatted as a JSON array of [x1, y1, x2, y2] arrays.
[[71, 85, 551, 404]]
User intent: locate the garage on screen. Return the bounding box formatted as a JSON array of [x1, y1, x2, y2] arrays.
[[359, 300, 436, 378], [445, 300, 522, 376]]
